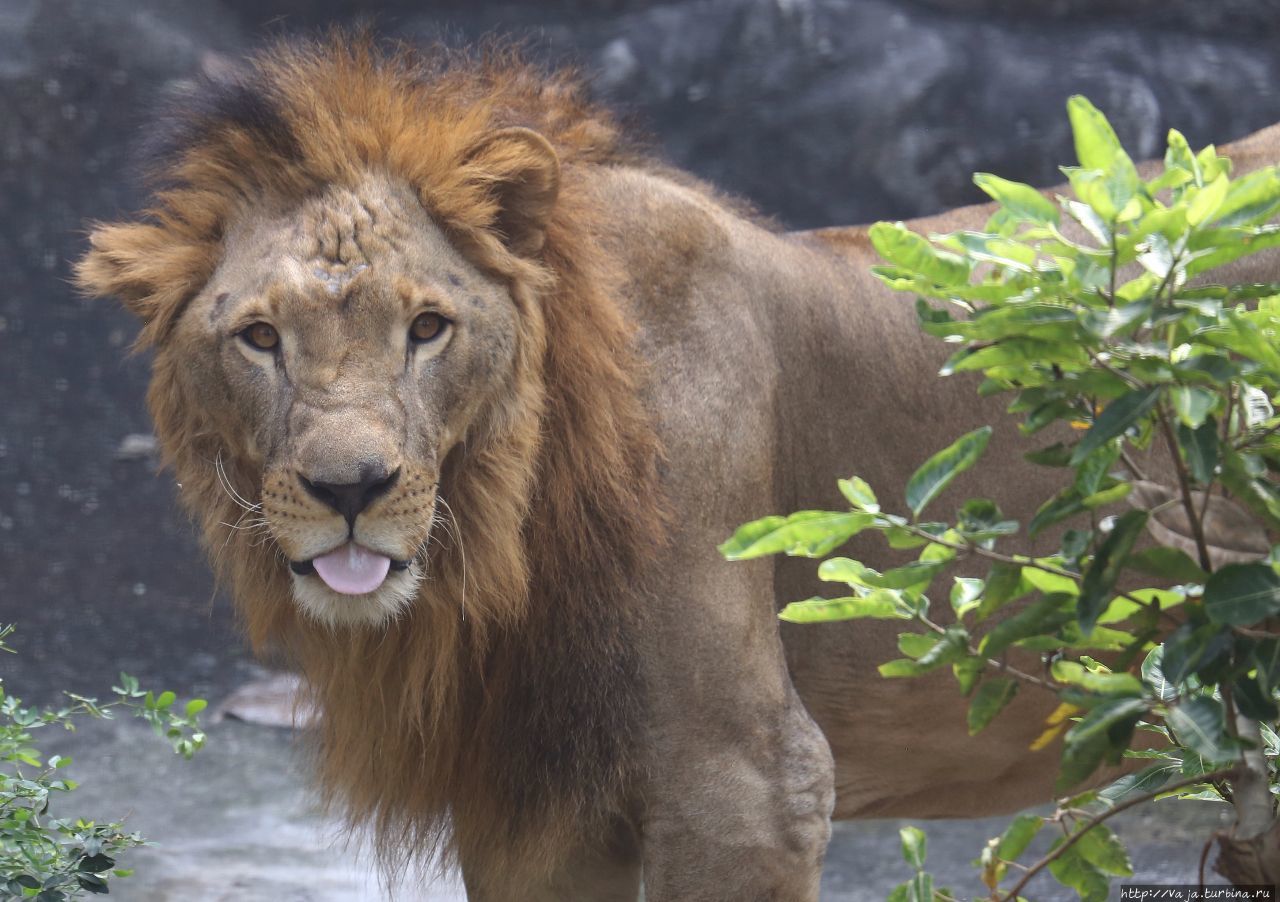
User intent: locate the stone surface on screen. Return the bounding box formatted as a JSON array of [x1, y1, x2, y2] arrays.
[[37, 714, 1233, 900]]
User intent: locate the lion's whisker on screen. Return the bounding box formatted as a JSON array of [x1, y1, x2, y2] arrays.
[[214, 450, 261, 513], [435, 495, 468, 621]]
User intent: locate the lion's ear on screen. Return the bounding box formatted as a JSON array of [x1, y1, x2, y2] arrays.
[[75, 222, 206, 344], [465, 127, 561, 256]]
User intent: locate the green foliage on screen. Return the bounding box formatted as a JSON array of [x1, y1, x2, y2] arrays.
[[725, 96, 1280, 900], [0, 626, 205, 899]]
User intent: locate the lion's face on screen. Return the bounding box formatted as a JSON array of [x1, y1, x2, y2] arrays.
[[174, 174, 521, 626]]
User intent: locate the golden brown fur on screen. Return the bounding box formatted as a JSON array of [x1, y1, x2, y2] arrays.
[[78, 35, 664, 891]]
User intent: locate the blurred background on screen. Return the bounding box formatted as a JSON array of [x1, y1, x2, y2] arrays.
[[3, 0, 1280, 898]]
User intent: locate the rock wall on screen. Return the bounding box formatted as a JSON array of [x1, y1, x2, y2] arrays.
[[3, 0, 1279, 698]]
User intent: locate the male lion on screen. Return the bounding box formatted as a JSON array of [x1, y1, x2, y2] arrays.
[[76, 35, 1280, 901]]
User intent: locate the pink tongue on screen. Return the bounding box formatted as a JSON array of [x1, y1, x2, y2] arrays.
[[311, 543, 392, 595]]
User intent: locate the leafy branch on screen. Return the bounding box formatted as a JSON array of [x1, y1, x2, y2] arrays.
[[721, 95, 1280, 900], [1, 625, 207, 900]]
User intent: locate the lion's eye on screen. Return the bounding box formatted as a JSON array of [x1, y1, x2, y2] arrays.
[[240, 322, 280, 352], [409, 312, 448, 344]]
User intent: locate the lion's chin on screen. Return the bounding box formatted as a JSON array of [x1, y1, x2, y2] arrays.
[[290, 563, 422, 628]]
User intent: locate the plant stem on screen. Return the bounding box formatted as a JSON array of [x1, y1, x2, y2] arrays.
[[916, 613, 1058, 691], [896, 522, 1183, 626], [1231, 715, 1275, 840], [999, 768, 1237, 902], [1155, 404, 1214, 571]]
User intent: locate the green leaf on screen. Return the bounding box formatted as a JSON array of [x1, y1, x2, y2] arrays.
[[1029, 488, 1087, 537], [1022, 566, 1079, 596], [1164, 129, 1201, 185], [1063, 197, 1111, 245], [967, 678, 1018, 735], [1177, 419, 1220, 485], [900, 826, 927, 869], [1136, 232, 1173, 279], [953, 304, 1079, 342], [879, 627, 971, 677], [953, 656, 985, 695], [1059, 697, 1147, 790], [1068, 95, 1132, 174], [905, 427, 993, 518], [1074, 824, 1133, 877], [1220, 447, 1280, 531], [1187, 174, 1230, 227], [1203, 563, 1280, 626], [817, 557, 946, 591], [980, 593, 1076, 657], [779, 593, 913, 623], [997, 814, 1044, 861], [1047, 842, 1110, 902], [1159, 621, 1232, 684], [1233, 674, 1280, 721], [1127, 546, 1207, 584], [950, 577, 984, 619], [1024, 441, 1075, 468], [1211, 166, 1280, 228], [869, 221, 970, 286], [78, 854, 115, 873], [719, 511, 876, 560], [838, 477, 878, 512], [976, 563, 1033, 620], [974, 172, 1059, 225], [1185, 224, 1280, 278], [1254, 637, 1280, 694], [1082, 301, 1152, 339], [1070, 388, 1162, 465], [1099, 761, 1178, 804], [1077, 510, 1148, 635], [1165, 696, 1234, 764], [1170, 387, 1218, 430], [1051, 660, 1144, 696]]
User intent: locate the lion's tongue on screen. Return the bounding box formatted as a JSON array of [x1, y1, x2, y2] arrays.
[[311, 543, 391, 595]]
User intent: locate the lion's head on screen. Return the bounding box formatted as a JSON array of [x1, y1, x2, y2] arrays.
[[75, 35, 664, 883], [144, 158, 556, 627]]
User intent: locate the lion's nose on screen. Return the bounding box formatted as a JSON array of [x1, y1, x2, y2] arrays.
[[299, 464, 400, 527]]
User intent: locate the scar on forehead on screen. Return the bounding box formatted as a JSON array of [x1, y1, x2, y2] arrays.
[[311, 261, 370, 297]]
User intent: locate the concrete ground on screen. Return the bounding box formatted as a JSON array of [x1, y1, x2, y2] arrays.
[[29, 691, 1232, 902]]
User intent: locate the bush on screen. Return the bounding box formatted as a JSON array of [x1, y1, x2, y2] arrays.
[[722, 96, 1280, 899], [0, 625, 206, 900]]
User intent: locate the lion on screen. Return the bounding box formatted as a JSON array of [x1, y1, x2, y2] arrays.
[[74, 34, 1280, 901]]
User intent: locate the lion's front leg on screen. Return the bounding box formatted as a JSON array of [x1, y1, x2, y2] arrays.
[[637, 557, 836, 902], [460, 817, 642, 902]]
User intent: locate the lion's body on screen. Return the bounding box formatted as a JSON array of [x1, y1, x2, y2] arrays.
[[76, 36, 1280, 901]]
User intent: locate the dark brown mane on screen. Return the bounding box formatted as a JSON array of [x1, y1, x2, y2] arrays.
[[76, 32, 666, 891]]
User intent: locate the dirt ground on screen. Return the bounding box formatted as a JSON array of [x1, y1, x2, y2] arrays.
[[32, 696, 1232, 902]]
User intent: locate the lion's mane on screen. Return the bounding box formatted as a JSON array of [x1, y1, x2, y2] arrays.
[[76, 34, 666, 888]]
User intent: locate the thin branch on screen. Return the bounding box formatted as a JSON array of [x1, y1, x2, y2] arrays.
[[1087, 348, 1144, 389], [916, 612, 1059, 692], [1155, 404, 1213, 571], [1231, 715, 1275, 840], [998, 768, 1238, 902], [1119, 448, 1150, 482], [1235, 418, 1280, 452], [895, 521, 1183, 626]]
